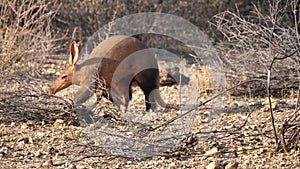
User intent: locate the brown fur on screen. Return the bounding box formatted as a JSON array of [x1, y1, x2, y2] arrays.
[[46, 36, 179, 111]]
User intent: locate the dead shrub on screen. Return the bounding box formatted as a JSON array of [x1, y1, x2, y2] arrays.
[[211, 0, 300, 153], [0, 72, 77, 124], [210, 0, 300, 96], [0, 0, 60, 73]]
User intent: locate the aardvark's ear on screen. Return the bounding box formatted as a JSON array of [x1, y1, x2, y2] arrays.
[[69, 41, 82, 65]]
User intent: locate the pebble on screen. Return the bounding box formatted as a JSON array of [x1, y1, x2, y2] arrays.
[[34, 150, 43, 157], [225, 161, 238, 169], [206, 160, 220, 169], [69, 163, 77, 169]]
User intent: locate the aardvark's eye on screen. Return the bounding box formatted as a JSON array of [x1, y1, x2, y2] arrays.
[[61, 75, 67, 79]]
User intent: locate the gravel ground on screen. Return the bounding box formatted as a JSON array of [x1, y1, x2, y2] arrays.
[[1, 85, 300, 168], [1, 61, 300, 169]]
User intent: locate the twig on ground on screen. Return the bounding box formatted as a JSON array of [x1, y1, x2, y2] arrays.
[[147, 79, 260, 132]]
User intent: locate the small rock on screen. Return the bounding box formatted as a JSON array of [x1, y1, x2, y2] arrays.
[[206, 160, 220, 169], [10, 122, 16, 127], [55, 71, 61, 76], [36, 131, 45, 138], [205, 147, 219, 157], [28, 137, 34, 144], [54, 119, 65, 126], [237, 147, 247, 156], [47, 67, 56, 74], [231, 101, 247, 108], [27, 163, 41, 168], [170, 162, 176, 167], [69, 163, 77, 169], [243, 159, 249, 165], [0, 151, 5, 158], [42, 160, 53, 167], [207, 157, 215, 162], [21, 123, 28, 129], [18, 137, 33, 144], [34, 150, 43, 157], [225, 161, 238, 169], [203, 118, 210, 123], [204, 111, 211, 115]]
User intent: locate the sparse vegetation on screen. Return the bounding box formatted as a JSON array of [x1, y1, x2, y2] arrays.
[[1, 0, 300, 168], [210, 0, 300, 156], [211, 0, 300, 96], [0, 0, 60, 73]]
